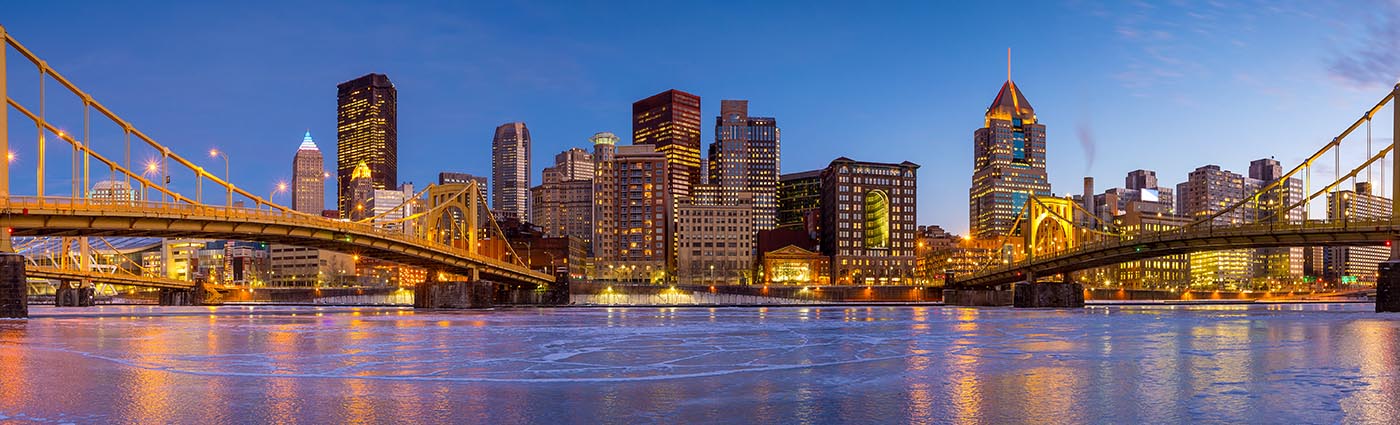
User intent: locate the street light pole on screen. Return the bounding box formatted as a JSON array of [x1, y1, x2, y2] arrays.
[[209, 148, 230, 207]]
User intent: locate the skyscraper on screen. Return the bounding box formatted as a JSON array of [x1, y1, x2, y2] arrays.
[[532, 147, 595, 244], [591, 139, 670, 278], [292, 131, 325, 214], [969, 71, 1050, 239], [336, 73, 397, 218], [709, 100, 780, 231], [633, 89, 702, 201], [492, 122, 531, 222], [553, 148, 594, 181]]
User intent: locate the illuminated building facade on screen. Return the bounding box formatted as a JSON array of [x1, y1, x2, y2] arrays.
[[1112, 204, 1190, 289], [970, 75, 1051, 239], [757, 229, 829, 285], [633, 89, 701, 202], [676, 194, 754, 285], [777, 170, 823, 236], [292, 131, 325, 214], [348, 161, 375, 221], [821, 158, 919, 284], [368, 183, 417, 235], [532, 148, 595, 246], [269, 246, 353, 287], [708, 100, 780, 231], [492, 122, 532, 222], [336, 73, 397, 218], [1249, 158, 1306, 286], [1176, 164, 1259, 288], [1325, 182, 1391, 286], [591, 139, 671, 278]]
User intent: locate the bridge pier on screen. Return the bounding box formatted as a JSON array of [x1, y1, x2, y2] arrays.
[[1378, 261, 1400, 312], [158, 284, 217, 306], [1013, 279, 1085, 308], [54, 281, 95, 307], [0, 253, 27, 318], [942, 283, 1014, 307], [414, 280, 496, 309]]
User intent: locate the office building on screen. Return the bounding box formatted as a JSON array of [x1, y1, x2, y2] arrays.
[[1250, 158, 1305, 286], [677, 194, 754, 285], [347, 161, 376, 221], [970, 73, 1051, 239], [492, 122, 531, 222], [821, 157, 920, 284], [777, 170, 823, 236], [336, 73, 397, 217], [1325, 182, 1391, 286], [292, 131, 325, 214], [708, 100, 780, 231], [532, 148, 595, 245], [88, 179, 137, 202], [438, 171, 489, 229], [633, 89, 702, 201]]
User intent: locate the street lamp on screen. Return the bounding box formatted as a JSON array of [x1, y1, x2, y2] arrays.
[[209, 148, 231, 207], [269, 181, 288, 210], [709, 264, 715, 286]]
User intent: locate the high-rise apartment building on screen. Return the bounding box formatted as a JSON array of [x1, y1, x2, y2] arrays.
[[970, 75, 1050, 239], [1176, 164, 1259, 288], [492, 122, 531, 223], [776, 170, 823, 235], [292, 131, 325, 214], [591, 140, 671, 278], [708, 100, 780, 231], [820, 158, 920, 284], [633, 89, 701, 202], [1326, 181, 1391, 285], [336, 73, 397, 218]]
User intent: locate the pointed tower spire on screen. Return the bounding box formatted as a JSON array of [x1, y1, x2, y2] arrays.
[[1007, 47, 1012, 83]]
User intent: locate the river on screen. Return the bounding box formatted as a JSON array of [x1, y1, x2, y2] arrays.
[[0, 303, 1396, 424]]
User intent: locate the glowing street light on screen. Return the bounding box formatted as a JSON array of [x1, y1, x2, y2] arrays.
[[209, 148, 231, 207]]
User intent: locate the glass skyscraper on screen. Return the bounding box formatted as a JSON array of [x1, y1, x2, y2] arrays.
[[969, 76, 1050, 239], [336, 73, 397, 218]]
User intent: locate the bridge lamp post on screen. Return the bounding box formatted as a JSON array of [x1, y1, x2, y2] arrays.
[[208, 148, 230, 207], [268, 181, 287, 210]]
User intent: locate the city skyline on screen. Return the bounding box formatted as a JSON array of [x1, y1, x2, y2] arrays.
[[4, 2, 1398, 234]]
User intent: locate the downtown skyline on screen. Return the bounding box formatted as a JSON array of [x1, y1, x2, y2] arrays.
[[3, 1, 1398, 235]]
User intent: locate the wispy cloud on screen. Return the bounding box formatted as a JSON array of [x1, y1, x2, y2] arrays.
[[1327, 3, 1400, 89]]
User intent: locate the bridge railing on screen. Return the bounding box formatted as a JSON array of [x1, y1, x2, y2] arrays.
[[0, 196, 544, 278], [968, 217, 1397, 280]]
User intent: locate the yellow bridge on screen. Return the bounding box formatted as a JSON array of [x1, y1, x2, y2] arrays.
[[0, 24, 553, 290]]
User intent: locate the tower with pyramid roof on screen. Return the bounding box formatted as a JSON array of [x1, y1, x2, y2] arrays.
[[292, 131, 326, 214], [969, 53, 1051, 239]]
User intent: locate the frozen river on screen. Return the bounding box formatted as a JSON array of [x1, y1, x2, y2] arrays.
[[0, 303, 1397, 424]]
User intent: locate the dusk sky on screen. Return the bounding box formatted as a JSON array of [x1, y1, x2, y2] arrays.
[[5, 0, 1399, 233]]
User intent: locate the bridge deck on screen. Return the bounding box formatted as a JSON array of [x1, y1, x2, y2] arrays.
[[956, 219, 1398, 287], [0, 198, 554, 286]]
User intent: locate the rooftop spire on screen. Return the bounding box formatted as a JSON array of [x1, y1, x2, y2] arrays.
[[298, 130, 319, 151]]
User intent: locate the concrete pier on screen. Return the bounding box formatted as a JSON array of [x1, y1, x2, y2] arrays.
[[0, 252, 27, 318], [54, 282, 95, 307], [415, 281, 496, 309], [1013, 282, 1085, 308], [943, 284, 1013, 307], [1378, 261, 1400, 313], [159, 288, 198, 306]]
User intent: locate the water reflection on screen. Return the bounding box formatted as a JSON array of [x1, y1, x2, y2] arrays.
[[0, 304, 1395, 423]]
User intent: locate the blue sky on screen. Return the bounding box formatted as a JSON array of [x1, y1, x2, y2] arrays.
[[4, 0, 1399, 233]]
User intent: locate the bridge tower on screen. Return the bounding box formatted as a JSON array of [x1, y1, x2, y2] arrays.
[[1382, 84, 1400, 312], [0, 24, 23, 318], [1020, 197, 1078, 267]]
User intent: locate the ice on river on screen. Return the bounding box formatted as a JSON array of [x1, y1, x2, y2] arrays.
[[0, 303, 1397, 424]]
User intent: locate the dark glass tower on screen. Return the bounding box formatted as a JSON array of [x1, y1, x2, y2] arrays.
[[633, 89, 702, 201], [336, 73, 398, 218]]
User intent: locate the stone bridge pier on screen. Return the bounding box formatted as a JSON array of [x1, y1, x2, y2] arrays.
[[0, 253, 27, 318], [945, 272, 1085, 308], [54, 281, 95, 307]]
